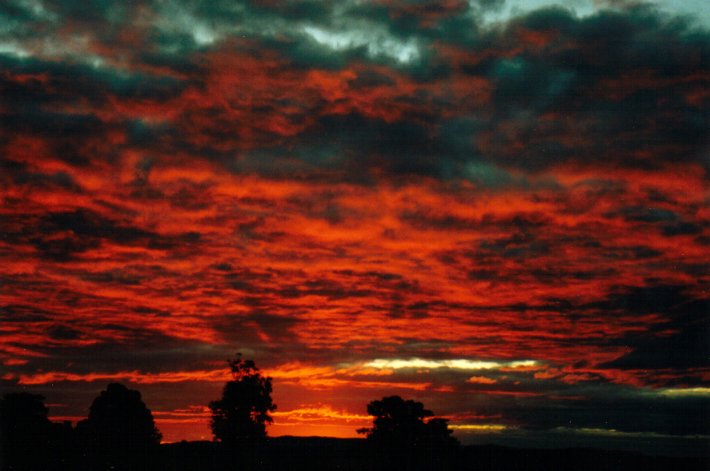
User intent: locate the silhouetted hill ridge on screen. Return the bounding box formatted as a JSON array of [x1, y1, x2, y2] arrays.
[[156, 437, 708, 471]]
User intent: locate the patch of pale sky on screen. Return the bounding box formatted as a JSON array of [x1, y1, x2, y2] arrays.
[[0, 32, 106, 66], [191, 23, 219, 46], [553, 426, 710, 439], [658, 387, 710, 397], [365, 358, 538, 370], [450, 424, 511, 432], [0, 42, 30, 58], [152, 6, 223, 48], [302, 25, 420, 63], [479, 0, 709, 27], [18, 0, 57, 21]]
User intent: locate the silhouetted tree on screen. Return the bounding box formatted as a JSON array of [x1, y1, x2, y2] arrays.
[[359, 396, 459, 470], [77, 383, 161, 469], [0, 392, 53, 470], [209, 354, 276, 445], [358, 395, 458, 449]]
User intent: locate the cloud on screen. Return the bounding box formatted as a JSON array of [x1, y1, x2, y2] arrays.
[[467, 376, 498, 384], [365, 358, 538, 370], [3, 4, 707, 185], [0, 0, 707, 453], [659, 387, 710, 397], [1, 208, 201, 261]]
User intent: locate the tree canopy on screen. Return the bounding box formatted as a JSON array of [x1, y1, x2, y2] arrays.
[[209, 354, 277, 444], [0, 393, 53, 469], [0, 392, 51, 437], [79, 383, 162, 452], [358, 396, 458, 449]]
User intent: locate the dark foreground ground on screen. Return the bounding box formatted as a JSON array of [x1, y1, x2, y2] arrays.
[[4, 436, 708, 470], [157, 437, 709, 471]]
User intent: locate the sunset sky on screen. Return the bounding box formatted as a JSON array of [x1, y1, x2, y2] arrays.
[[1, 0, 708, 456]]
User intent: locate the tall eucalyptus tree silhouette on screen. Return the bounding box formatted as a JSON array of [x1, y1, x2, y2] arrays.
[[209, 354, 276, 444]]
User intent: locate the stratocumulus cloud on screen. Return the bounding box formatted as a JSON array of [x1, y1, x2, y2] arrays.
[[0, 0, 708, 452]]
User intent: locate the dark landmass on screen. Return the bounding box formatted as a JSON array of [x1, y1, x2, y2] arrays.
[[157, 437, 709, 471], [2, 434, 708, 470], [2, 389, 708, 470]]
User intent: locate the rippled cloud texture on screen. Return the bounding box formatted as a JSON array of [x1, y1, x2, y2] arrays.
[[1, 0, 708, 453]]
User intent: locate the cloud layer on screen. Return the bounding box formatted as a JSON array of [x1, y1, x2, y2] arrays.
[[1, 0, 708, 453]]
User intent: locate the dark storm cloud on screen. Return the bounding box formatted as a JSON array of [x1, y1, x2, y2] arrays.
[[610, 206, 680, 223], [1, 112, 112, 168], [20, 327, 218, 375], [0, 55, 183, 106], [218, 5, 709, 180], [186, 2, 707, 181], [605, 317, 710, 370], [500, 389, 710, 436], [0, 55, 185, 170], [212, 312, 302, 346], [289, 113, 443, 177], [595, 285, 710, 370], [466, 7, 710, 172], [601, 244, 663, 261], [79, 265, 169, 286], [522, 284, 710, 371], [42, 209, 151, 244], [0, 304, 55, 323], [1, 158, 81, 191], [220, 266, 415, 302], [279, 278, 375, 300], [478, 233, 551, 259], [345, 358, 708, 437], [661, 222, 703, 236], [0, 0, 41, 23], [376, 362, 710, 438], [4, 2, 706, 182], [593, 284, 701, 316], [400, 209, 478, 231], [48, 324, 82, 340], [221, 267, 275, 292], [1, 209, 201, 261], [603, 206, 704, 237]]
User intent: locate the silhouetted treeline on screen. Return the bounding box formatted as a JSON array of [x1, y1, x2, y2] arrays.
[[2, 360, 707, 471], [1, 385, 161, 471], [357, 395, 460, 470], [3, 390, 707, 471]]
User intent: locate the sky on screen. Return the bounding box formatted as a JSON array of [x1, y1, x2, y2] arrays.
[[1, 0, 709, 456]]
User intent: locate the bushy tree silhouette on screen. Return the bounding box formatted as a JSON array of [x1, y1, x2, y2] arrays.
[[77, 383, 161, 468], [0, 392, 53, 470], [209, 354, 276, 444], [358, 396, 458, 449], [358, 396, 459, 471]]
